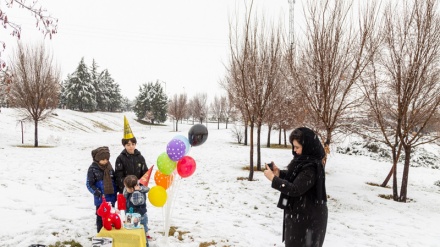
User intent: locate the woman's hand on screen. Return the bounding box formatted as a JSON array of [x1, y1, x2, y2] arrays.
[[264, 167, 275, 181], [264, 162, 279, 181]]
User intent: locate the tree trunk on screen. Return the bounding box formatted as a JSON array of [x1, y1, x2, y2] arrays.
[[283, 129, 287, 147], [278, 128, 282, 145], [267, 124, 272, 147], [226, 118, 228, 129], [34, 119, 38, 147], [244, 124, 248, 146], [322, 131, 332, 167], [217, 118, 220, 130], [248, 124, 254, 181], [380, 165, 394, 187], [381, 145, 400, 197], [391, 150, 399, 201], [399, 146, 411, 202], [256, 122, 262, 171], [175, 119, 179, 132]]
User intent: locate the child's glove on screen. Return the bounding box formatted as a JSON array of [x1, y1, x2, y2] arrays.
[[94, 189, 102, 197]]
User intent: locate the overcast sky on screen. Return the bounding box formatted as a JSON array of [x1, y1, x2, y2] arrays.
[[2, 0, 292, 101]]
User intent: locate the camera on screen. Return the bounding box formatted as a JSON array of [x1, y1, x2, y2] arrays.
[[267, 162, 274, 171]]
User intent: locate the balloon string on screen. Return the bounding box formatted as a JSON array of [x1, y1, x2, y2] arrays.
[[162, 174, 182, 244]]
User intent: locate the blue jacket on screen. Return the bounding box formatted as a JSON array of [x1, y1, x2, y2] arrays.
[[123, 185, 149, 215], [86, 162, 118, 206]]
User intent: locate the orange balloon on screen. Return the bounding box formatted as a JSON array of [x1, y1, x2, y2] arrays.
[[154, 170, 174, 189]]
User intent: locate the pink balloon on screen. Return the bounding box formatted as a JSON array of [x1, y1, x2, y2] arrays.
[[177, 156, 196, 178]]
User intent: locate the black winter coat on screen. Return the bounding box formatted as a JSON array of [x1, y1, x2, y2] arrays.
[[86, 162, 118, 206], [272, 127, 328, 247], [115, 149, 148, 193]]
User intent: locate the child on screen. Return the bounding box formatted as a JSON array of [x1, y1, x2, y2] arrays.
[[86, 146, 117, 233], [115, 116, 148, 193], [123, 175, 150, 241]]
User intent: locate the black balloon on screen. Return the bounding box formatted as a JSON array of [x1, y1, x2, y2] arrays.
[[188, 124, 208, 147]]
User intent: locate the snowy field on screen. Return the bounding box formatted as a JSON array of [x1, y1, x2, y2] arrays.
[[0, 108, 439, 247]]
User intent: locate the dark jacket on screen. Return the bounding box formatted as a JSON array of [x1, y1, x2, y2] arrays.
[[115, 149, 148, 193], [86, 162, 118, 206], [272, 127, 328, 247], [123, 185, 149, 215]]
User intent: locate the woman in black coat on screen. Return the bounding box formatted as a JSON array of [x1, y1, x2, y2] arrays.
[[264, 127, 328, 247]]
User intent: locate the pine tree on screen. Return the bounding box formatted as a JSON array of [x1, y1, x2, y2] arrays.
[[64, 57, 96, 111], [134, 81, 168, 123], [121, 97, 132, 112], [150, 81, 168, 123], [58, 78, 67, 109], [134, 83, 152, 120], [102, 70, 122, 112], [90, 59, 106, 111]]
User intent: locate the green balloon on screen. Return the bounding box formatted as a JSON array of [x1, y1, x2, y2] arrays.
[[157, 152, 177, 175]]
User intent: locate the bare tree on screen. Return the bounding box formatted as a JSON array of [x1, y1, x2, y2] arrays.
[[275, 74, 309, 147], [191, 93, 207, 124], [222, 96, 235, 129], [8, 42, 61, 147], [288, 0, 379, 163], [222, 0, 285, 180], [168, 93, 188, 132], [222, 2, 256, 180], [0, 0, 57, 68], [360, 0, 440, 202], [211, 95, 224, 129]]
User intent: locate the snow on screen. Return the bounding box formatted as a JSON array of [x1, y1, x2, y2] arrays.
[[0, 108, 439, 247]]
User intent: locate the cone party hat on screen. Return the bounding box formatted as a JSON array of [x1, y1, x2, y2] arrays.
[[123, 116, 135, 139]]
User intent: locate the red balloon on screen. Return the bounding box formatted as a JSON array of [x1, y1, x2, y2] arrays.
[[177, 156, 196, 178]]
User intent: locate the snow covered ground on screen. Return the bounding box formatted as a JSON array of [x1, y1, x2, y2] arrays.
[[0, 108, 439, 247]]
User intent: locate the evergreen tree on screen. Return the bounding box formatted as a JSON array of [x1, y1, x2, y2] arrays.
[[90, 59, 106, 111], [64, 57, 96, 111], [134, 83, 152, 120], [58, 78, 67, 109], [134, 80, 168, 123], [103, 70, 122, 111], [61, 58, 124, 112], [121, 97, 132, 112], [150, 81, 168, 123]]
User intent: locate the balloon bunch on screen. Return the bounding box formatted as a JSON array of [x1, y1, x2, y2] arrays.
[[148, 125, 208, 206], [147, 124, 208, 245]]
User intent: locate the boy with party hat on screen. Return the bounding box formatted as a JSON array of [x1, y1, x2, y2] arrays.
[[115, 116, 151, 242], [115, 116, 149, 193]]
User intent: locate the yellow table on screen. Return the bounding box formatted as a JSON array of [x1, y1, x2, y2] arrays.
[[96, 227, 146, 247]]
